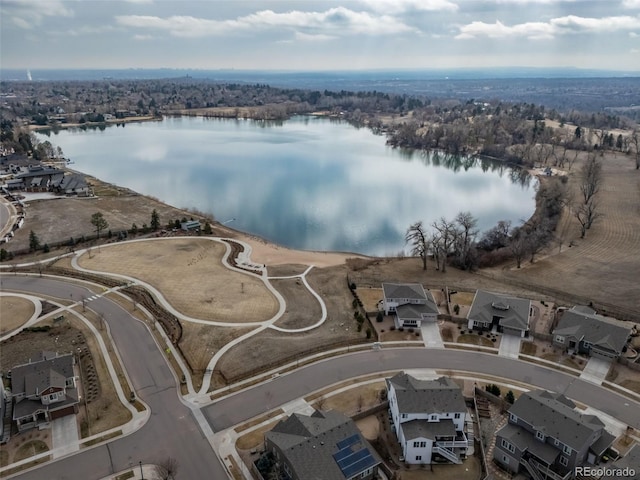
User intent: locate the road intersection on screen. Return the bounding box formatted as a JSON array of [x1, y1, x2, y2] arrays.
[[2, 267, 639, 479]]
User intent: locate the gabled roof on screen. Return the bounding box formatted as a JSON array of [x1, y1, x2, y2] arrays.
[[387, 373, 466, 415], [60, 173, 87, 191], [508, 390, 607, 451], [265, 410, 381, 480], [382, 283, 427, 301], [396, 302, 438, 319], [11, 352, 75, 398], [553, 307, 631, 354], [497, 423, 560, 464], [468, 290, 531, 331]]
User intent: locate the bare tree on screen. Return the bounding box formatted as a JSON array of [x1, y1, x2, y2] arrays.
[[454, 211, 478, 270], [432, 217, 457, 273], [508, 227, 527, 268], [155, 457, 179, 480], [525, 219, 552, 263], [630, 129, 640, 170], [579, 153, 602, 205], [405, 221, 428, 270], [574, 200, 602, 239]]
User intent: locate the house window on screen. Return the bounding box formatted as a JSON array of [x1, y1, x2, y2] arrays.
[[536, 431, 545, 442], [563, 445, 571, 455], [509, 413, 518, 423], [416, 456, 422, 461], [401, 414, 407, 419], [560, 456, 569, 467], [420, 441, 426, 448], [413, 441, 420, 448], [454, 413, 461, 419], [501, 439, 515, 454], [503, 455, 509, 464], [554, 439, 560, 446], [555, 336, 565, 344], [430, 414, 438, 421]]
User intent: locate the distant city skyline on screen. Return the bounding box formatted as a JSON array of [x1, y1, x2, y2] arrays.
[[1, 0, 639, 72]]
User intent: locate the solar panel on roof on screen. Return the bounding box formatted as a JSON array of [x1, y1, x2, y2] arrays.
[[335, 433, 360, 450], [341, 454, 377, 478], [336, 447, 369, 468]]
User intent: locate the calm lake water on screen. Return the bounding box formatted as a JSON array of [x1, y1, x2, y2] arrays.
[[39, 116, 536, 256]]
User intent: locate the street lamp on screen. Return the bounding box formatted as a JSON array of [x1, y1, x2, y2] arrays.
[[139, 461, 144, 479]]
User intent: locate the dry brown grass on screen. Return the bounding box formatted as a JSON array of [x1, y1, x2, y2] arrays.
[[321, 382, 385, 415], [457, 334, 494, 347], [357, 287, 383, 311], [271, 277, 322, 329], [491, 152, 640, 318], [236, 421, 279, 451], [78, 238, 278, 323], [450, 291, 475, 306], [0, 296, 35, 334]]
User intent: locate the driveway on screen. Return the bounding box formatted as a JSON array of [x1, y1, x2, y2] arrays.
[[498, 335, 522, 359], [51, 416, 79, 459], [580, 357, 612, 385], [421, 322, 444, 348]]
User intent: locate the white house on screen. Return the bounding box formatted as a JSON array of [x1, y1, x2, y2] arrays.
[[382, 283, 439, 328], [387, 372, 470, 465]]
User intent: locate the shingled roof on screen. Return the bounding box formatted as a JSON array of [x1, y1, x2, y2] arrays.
[[468, 290, 531, 331], [382, 283, 427, 301], [387, 373, 466, 415], [508, 390, 607, 451], [11, 352, 75, 398], [553, 306, 631, 354], [265, 410, 381, 480]]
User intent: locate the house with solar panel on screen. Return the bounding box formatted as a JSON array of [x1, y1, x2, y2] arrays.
[[382, 283, 439, 328], [467, 290, 532, 337], [387, 372, 471, 465], [494, 390, 615, 479], [264, 409, 381, 480]]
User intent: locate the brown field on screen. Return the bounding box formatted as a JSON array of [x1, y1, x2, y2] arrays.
[[271, 278, 322, 329], [78, 238, 278, 323], [489, 152, 640, 319], [0, 296, 35, 334]]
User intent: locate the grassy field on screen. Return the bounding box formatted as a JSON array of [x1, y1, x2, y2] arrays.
[[0, 296, 35, 334]]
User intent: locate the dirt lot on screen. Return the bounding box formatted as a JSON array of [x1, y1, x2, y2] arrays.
[[78, 238, 278, 323], [0, 296, 35, 334]]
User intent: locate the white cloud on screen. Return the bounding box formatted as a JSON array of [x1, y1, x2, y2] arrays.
[[622, 0, 640, 9], [124, 0, 154, 3], [2, 0, 73, 29], [115, 7, 416, 38], [630, 32, 639, 37], [360, 0, 458, 13], [456, 20, 554, 40], [133, 34, 154, 40], [456, 14, 640, 39], [294, 31, 337, 42]]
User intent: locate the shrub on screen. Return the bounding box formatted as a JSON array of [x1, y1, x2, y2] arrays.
[[407, 327, 415, 333], [453, 304, 460, 315], [390, 325, 396, 331], [398, 327, 404, 332], [415, 332, 420, 337], [366, 328, 372, 339], [349, 282, 356, 290], [376, 311, 384, 323], [505, 390, 515, 404]]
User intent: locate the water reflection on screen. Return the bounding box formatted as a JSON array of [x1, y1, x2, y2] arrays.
[[38, 116, 535, 256]]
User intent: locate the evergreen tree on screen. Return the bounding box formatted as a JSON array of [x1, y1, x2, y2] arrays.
[[29, 230, 40, 252]]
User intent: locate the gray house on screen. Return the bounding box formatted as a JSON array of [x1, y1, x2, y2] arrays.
[[386, 373, 470, 465], [58, 173, 89, 196], [382, 283, 439, 328], [494, 390, 614, 480], [467, 290, 532, 337], [264, 409, 381, 480], [552, 306, 631, 360], [11, 352, 79, 432]]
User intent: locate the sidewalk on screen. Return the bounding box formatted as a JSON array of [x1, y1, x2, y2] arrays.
[[100, 464, 158, 480]]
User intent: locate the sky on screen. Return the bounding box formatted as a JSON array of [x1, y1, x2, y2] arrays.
[[1, 0, 639, 72]]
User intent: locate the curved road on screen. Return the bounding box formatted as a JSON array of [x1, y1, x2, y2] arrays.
[[2, 275, 227, 480], [3, 275, 640, 480]]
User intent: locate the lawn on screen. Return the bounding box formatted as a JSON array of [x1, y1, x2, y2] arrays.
[[457, 334, 493, 347]]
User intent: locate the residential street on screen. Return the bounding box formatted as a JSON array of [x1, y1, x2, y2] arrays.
[[2, 274, 639, 480]]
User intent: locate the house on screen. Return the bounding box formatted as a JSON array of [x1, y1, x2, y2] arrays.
[[552, 306, 632, 360], [494, 390, 615, 480], [15, 166, 65, 191], [467, 290, 532, 337], [58, 173, 89, 196], [387, 372, 470, 465], [382, 283, 439, 328], [180, 220, 200, 231], [264, 409, 381, 480], [10, 351, 80, 432]]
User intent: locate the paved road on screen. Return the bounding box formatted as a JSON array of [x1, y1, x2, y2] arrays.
[[4, 275, 640, 480], [2, 276, 226, 480], [204, 348, 640, 432]]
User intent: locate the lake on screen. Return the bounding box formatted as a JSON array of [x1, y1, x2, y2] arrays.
[[38, 116, 536, 256]]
